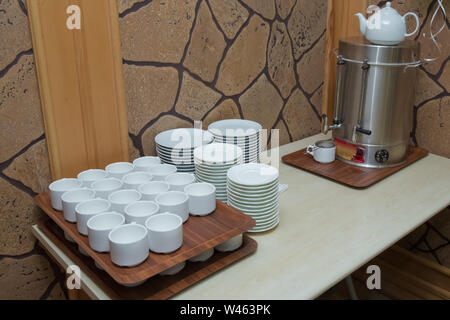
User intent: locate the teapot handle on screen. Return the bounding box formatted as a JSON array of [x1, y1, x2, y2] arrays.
[[403, 12, 420, 37]]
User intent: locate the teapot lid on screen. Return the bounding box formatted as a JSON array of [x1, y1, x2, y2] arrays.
[[339, 37, 420, 65], [380, 2, 397, 14], [370, 2, 400, 17]]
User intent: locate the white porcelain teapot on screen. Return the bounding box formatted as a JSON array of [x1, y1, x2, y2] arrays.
[[355, 2, 420, 45]]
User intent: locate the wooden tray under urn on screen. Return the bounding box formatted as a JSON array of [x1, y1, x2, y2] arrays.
[[282, 146, 429, 188], [35, 192, 257, 293]]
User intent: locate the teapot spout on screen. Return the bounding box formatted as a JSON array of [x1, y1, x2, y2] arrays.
[[355, 13, 367, 35]]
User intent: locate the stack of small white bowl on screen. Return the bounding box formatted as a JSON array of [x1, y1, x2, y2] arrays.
[[194, 143, 243, 203], [208, 119, 262, 164], [155, 128, 214, 173], [227, 163, 280, 232]]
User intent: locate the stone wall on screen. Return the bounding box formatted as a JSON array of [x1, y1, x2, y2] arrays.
[[0, 0, 448, 299], [0, 0, 66, 299], [119, 0, 326, 155]]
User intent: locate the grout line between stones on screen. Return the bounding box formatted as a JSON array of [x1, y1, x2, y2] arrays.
[[0, 48, 33, 79], [119, 0, 154, 19]]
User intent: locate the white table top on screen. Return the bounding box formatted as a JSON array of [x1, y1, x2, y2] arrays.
[[32, 133, 450, 299]]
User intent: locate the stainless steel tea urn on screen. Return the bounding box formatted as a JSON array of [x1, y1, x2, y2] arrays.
[[323, 37, 421, 168]]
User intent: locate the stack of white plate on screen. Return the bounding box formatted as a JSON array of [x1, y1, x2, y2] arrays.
[[227, 163, 280, 232], [208, 119, 262, 164], [155, 128, 214, 173], [194, 143, 243, 202]]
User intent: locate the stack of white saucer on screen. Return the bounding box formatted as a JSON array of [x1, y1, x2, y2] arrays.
[[194, 143, 243, 203], [208, 119, 262, 164], [227, 163, 280, 232], [155, 128, 214, 173]]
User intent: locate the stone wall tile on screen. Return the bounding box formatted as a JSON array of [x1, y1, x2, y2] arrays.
[[268, 21, 296, 99], [416, 96, 449, 158], [274, 120, 291, 146], [438, 60, 449, 93], [282, 89, 320, 141], [176, 72, 222, 121], [427, 208, 450, 249], [239, 74, 283, 131], [241, 0, 276, 20], [216, 15, 270, 96], [118, 0, 142, 14], [128, 136, 141, 161], [46, 282, 66, 300], [288, 0, 327, 60], [415, 68, 443, 106], [124, 65, 178, 135], [202, 99, 240, 129], [310, 84, 323, 113], [0, 54, 44, 163], [417, 2, 450, 75], [0, 0, 32, 71], [3, 140, 51, 194], [208, 0, 249, 40], [184, 1, 226, 83], [0, 254, 54, 299], [0, 178, 41, 255], [297, 33, 325, 95], [120, 0, 197, 63], [141, 115, 192, 156], [275, 0, 296, 20]]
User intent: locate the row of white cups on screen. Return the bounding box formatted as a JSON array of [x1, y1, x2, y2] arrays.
[[48, 156, 243, 281]]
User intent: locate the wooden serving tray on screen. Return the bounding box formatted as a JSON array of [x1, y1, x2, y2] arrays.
[[37, 217, 257, 299], [282, 146, 428, 188], [35, 192, 255, 285]]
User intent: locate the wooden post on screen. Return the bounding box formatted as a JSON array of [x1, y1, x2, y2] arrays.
[[27, 0, 129, 179]]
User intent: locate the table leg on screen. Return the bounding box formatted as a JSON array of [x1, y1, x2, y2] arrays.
[[345, 275, 358, 300]]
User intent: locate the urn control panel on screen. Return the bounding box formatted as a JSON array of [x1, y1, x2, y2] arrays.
[[375, 149, 389, 163]]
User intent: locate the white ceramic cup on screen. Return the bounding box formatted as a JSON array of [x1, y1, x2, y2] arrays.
[[109, 223, 149, 267], [91, 178, 123, 199], [49, 178, 83, 211], [116, 279, 148, 287], [64, 231, 76, 243], [108, 189, 142, 214], [122, 171, 153, 190], [184, 183, 216, 216], [138, 181, 170, 201], [155, 191, 189, 223], [215, 234, 243, 252], [78, 245, 89, 256], [61, 188, 96, 223], [87, 212, 125, 252], [165, 173, 196, 192], [145, 213, 183, 254], [159, 261, 186, 276], [77, 169, 108, 187], [306, 140, 336, 164], [133, 156, 161, 172], [105, 162, 135, 180], [188, 248, 214, 262], [75, 198, 111, 236], [124, 201, 160, 225], [148, 164, 177, 181]]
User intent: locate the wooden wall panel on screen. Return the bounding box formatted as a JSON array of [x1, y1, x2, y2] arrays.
[[27, 0, 129, 179], [322, 0, 369, 125]]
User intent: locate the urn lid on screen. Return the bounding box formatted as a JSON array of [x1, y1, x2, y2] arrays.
[[338, 37, 420, 65]]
